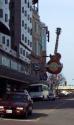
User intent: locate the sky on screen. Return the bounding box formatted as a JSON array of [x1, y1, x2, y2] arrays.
[[39, 0, 74, 85]]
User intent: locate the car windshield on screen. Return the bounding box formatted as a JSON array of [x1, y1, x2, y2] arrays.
[[3, 94, 27, 102], [28, 85, 42, 92]]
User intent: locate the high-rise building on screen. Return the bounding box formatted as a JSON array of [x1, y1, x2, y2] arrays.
[[0, 0, 33, 95], [0, 0, 48, 95]]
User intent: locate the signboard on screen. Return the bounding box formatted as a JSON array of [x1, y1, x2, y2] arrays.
[[32, 63, 40, 71], [46, 53, 63, 74], [46, 61, 63, 74]]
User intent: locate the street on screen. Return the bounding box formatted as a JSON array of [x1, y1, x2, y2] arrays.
[[0, 97, 74, 125]]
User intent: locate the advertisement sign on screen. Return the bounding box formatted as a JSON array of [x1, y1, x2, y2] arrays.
[[46, 53, 63, 74]]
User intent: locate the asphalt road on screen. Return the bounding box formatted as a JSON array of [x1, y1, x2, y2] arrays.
[[0, 97, 74, 125]]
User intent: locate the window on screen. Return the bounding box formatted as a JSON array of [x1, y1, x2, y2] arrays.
[[22, 34, 24, 40], [30, 17, 32, 23], [7, 39, 9, 47], [25, 10, 27, 17], [22, 7, 24, 13], [5, 14, 8, 22], [2, 36, 5, 44], [25, 24, 27, 30], [20, 48, 23, 54], [30, 42, 32, 47], [28, 14, 30, 20], [30, 6, 32, 11], [28, 86, 42, 92], [2, 56, 10, 68], [22, 20, 24, 27], [28, 40, 29, 45], [11, 60, 18, 70], [26, 52, 28, 58], [28, 2, 29, 8], [5, 0, 8, 4], [23, 50, 25, 56], [25, 37, 27, 43], [0, 9, 3, 17], [25, 0, 27, 4], [30, 29, 32, 35], [28, 27, 30, 33]]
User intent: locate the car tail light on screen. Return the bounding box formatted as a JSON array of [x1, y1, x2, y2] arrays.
[[16, 107, 24, 110]]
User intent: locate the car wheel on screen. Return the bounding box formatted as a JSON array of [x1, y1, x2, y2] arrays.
[[25, 110, 28, 118], [29, 110, 32, 116], [28, 106, 33, 116]]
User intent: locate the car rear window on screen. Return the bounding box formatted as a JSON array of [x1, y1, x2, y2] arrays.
[[12, 94, 27, 102], [3, 94, 27, 102]]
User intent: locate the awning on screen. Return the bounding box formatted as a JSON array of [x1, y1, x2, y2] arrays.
[[32, 0, 38, 4], [0, 21, 10, 36]]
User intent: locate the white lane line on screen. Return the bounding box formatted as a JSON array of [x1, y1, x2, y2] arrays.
[[0, 117, 40, 122]]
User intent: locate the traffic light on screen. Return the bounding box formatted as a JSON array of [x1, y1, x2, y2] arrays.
[[32, 0, 38, 4]]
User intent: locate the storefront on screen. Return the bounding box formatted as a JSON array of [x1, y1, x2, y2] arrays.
[[0, 65, 31, 97]]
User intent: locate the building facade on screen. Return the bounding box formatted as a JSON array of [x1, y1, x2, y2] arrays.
[[31, 2, 48, 82], [0, 0, 48, 95], [0, 0, 33, 95], [10, 0, 32, 73]]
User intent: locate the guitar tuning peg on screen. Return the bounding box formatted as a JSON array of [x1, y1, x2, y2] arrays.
[[56, 28, 61, 35]]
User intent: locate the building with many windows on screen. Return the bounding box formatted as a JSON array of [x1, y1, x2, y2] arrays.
[[0, 0, 48, 96], [0, 0, 33, 96]]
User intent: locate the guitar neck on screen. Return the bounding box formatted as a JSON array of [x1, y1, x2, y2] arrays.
[[54, 35, 59, 54], [54, 28, 61, 54]]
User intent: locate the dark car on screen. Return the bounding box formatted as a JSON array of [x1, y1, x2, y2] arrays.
[[48, 93, 56, 101], [0, 92, 33, 118]]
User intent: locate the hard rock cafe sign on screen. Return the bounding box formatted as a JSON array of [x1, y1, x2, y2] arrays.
[[46, 53, 63, 74]]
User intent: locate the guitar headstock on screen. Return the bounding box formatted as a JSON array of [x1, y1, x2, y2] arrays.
[[56, 28, 61, 35]]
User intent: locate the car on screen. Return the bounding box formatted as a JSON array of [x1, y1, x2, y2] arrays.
[[0, 92, 33, 118], [48, 93, 56, 101]]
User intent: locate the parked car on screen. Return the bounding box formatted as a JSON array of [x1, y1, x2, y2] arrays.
[[0, 92, 33, 118], [58, 90, 71, 98], [28, 84, 49, 100]]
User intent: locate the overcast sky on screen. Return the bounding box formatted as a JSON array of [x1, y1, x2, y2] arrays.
[[39, 0, 74, 85]]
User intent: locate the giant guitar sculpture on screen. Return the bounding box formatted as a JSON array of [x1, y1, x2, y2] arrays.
[[46, 28, 63, 74]]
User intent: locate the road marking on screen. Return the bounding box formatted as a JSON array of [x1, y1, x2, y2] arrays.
[[0, 117, 40, 122]]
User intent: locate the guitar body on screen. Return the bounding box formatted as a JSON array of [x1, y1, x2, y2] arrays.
[[46, 53, 63, 74]]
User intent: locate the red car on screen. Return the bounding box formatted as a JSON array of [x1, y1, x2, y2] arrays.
[[0, 92, 33, 118]]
